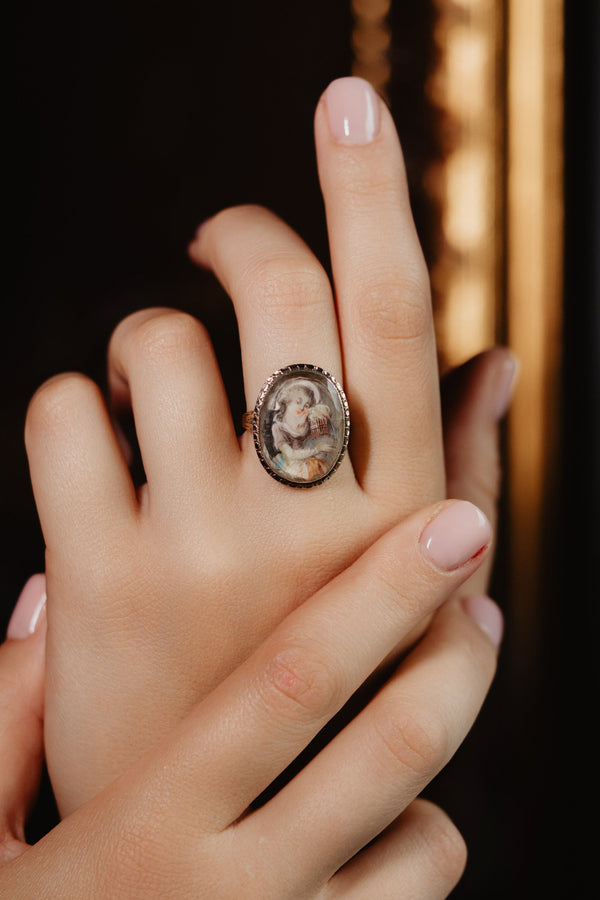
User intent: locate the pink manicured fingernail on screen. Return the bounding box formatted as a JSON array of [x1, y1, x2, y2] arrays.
[[462, 595, 504, 648], [420, 502, 491, 571], [7, 574, 47, 640], [325, 77, 380, 144], [491, 352, 520, 421]]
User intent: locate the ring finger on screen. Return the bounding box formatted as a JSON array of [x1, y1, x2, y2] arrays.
[[189, 205, 343, 413]]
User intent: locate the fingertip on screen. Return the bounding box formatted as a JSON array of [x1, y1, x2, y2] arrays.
[[443, 346, 520, 425], [461, 595, 504, 649], [187, 218, 212, 265], [490, 350, 520, 421]]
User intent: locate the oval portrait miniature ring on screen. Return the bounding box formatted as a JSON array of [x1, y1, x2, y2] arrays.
[[242, 364, 350, 488]]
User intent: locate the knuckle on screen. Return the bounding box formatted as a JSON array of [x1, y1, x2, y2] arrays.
[[244, 253, 328, 320], [352, 275, 432, 358], [26, 372, 99, 437], [128, 309, 209, 363], [260, 639, 343, 722], [342, 171, 401, 203], [373, 702, 447, 780]]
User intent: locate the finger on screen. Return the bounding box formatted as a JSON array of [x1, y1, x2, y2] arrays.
[[314, 77, 443, 506], [25, 373, 137, 559], [107, 308, 240, 511], [159, 499, 491, 832], [188, 205, 343, 410], [327, 800, 467, 900], [251, 594, 501, 888], [0, 576, 47, 863], [442, 347, 519, 593]]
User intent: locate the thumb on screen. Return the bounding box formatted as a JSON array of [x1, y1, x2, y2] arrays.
[[0, 575, 47, 863]]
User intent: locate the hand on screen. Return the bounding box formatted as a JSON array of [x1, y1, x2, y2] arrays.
[[2, 502, 502, 898], [25, 77, 516, 814], [0, 576, 46, 865]]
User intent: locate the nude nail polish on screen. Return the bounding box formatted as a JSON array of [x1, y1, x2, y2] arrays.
[[7, 574, 47, 639], [325, 77, 381, 144], [420, 502, 491, 571]]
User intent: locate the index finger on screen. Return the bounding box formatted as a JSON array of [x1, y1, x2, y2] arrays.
[[160, 499, 491, 833]]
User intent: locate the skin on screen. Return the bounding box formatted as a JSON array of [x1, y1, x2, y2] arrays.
[[284, 389, 311, 427], [24, 78, 515, 818], [0, 501, 501, 897]]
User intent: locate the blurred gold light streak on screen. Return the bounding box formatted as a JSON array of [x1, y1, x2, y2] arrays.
[[351, 0, 391, 97], [354, 1, 564, 679], [506, 0, 563, 672], [425, 1, 564, 678], [427, 0, 503, 369]]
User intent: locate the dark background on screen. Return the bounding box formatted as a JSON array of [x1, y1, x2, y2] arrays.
[[5, 1, 598, 895]]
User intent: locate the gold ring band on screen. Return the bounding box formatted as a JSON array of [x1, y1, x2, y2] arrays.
[[241, 411, 255, 432]]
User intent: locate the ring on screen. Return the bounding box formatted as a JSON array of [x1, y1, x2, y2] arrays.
[[243, 364, 350, 488]]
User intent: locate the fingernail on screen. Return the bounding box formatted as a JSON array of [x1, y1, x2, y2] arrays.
[[324, 76, 380, 144], [420, 502, 491, 571], [462, 595, 504, 648], [491, 352, 520, 421], [7, 574, 47, 640]]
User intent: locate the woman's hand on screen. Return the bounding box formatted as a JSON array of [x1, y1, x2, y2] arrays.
[[1, 502, 502, 898], [25, 77, 517, 815]]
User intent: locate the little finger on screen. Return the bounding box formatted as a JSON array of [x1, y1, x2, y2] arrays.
[[189, 205, 343, 411]]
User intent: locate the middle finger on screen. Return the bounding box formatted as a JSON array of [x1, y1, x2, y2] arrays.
[[250, 595, 500, 890], [315, 78, 444, 508]]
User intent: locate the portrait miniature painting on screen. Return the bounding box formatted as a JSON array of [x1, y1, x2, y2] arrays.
[[257, 367, 349, 487]]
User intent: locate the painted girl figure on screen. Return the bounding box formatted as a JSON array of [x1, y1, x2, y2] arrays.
[[268, 378, 338, 482]]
